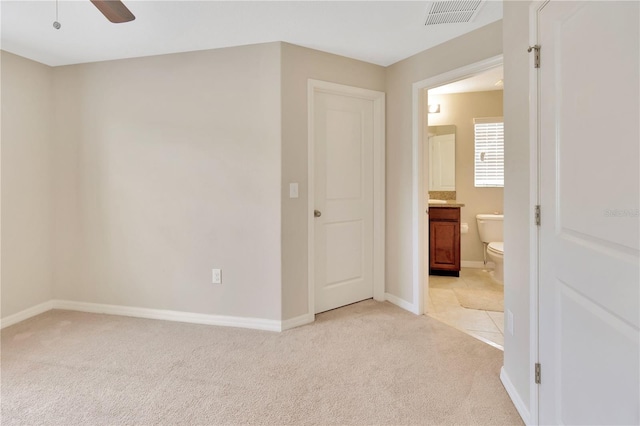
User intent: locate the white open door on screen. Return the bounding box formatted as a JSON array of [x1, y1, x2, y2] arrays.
[[537, 1, 640, 424]]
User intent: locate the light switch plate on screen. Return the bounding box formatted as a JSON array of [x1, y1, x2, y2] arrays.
[[212, 269, 222, 284], [289, 183, 299, 198], [507, 309, 514, 335]]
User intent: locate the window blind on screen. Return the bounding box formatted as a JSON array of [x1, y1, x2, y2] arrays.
[[474, 117, 504, 187]]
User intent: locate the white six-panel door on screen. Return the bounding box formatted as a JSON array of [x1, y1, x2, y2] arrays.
[[313, 90, 375, 314], [537, 1, 640, 424]]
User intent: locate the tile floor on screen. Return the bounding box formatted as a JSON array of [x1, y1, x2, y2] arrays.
[[425, 268, 505, 349]]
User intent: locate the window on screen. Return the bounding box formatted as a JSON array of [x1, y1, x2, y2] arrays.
[[474, 117, 504, 187]]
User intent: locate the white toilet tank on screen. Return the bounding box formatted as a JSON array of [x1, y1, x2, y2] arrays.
[[476, 214, 504, 243]]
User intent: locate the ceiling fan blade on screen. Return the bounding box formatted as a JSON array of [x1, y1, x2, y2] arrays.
[[90, 0, 135, 23]]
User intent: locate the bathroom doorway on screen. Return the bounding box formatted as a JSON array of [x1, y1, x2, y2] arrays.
[[412, 56, 505, 348]]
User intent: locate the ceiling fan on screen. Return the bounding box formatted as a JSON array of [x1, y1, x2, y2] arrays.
[[52, 0, 134, 30], [90, 0, 135, 23]]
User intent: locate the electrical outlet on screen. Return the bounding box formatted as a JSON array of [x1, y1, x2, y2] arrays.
[[507, 309, 514, 336], [212, 269, 222, 284]]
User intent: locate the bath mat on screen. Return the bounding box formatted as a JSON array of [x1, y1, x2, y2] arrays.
[[453, 288, 503, 312]]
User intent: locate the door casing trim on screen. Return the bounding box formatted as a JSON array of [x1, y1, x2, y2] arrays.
[[307, 79, 386, 317], [528, 2, 548, 424]]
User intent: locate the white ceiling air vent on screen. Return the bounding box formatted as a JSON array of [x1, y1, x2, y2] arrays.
[[425, 0, 486, 26]]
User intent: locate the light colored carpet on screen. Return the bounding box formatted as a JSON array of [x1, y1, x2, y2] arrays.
[[453, 288, 504, 312], [1, 300, 522, 425]]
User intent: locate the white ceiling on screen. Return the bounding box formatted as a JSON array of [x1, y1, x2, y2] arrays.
[[428, 64, 503, 95], [0, 1, 502, 67]]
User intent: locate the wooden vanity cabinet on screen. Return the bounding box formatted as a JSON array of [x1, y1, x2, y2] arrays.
[[429, 206, 461, 276]]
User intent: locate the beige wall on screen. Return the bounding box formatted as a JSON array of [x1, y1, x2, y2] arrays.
[[280, 43, 386, 320], [503, 0, 533, 414], [427, 90, 504, 262], [2, 42, 386, 323], [1, 52, 54, 317], [385, 21, 503, 302], [51, 43, 283, 320]]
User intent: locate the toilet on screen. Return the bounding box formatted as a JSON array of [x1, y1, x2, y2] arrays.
[[476, 214, 504, 285]]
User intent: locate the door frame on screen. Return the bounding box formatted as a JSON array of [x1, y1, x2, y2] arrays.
[[411, 55, 503, 316], [528, 2, 547, 424], [307, 79, 386, 316]]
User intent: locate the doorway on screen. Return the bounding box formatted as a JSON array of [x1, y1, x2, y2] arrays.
[[410, 55, 503, 320], [420, 64, 505, 349]]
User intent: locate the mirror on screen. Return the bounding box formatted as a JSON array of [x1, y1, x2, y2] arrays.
[[428, 125, 456, 191]]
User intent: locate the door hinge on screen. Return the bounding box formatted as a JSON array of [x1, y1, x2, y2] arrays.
[[535, 205, 541, 226], [535, 363, 542, 384], [528, 45, 541, 68]]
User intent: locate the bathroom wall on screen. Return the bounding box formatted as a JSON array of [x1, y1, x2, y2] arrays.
[[427, 90, 504, 262]]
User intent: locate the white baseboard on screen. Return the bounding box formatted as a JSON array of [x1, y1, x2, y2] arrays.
[[461, 260, 495, 269], [1, 296, 420, 333], [0, 299, 310, 333], [281, 313, 315, 331], [385, 292, 419, 315], [51, 300, 282, 332], [0, 300, 55, 329], [500, 366, 531, 425]]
